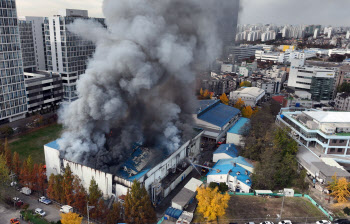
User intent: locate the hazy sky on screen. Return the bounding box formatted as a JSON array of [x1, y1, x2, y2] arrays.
[[17, 0, 350, 26]]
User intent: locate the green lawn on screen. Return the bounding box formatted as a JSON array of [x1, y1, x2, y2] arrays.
[[9, 124, 62, 164]]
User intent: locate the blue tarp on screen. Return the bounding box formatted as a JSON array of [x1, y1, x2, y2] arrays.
[[165, 207, 183, 219]]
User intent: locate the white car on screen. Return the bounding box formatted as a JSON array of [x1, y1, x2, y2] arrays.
[[13, 197, 20, 202], [10, 181, 17, 187], [261, 222, 274, 224], [35, 208, 46, 217], [316, 221, 331, 224], [279, 221, 292, 224]]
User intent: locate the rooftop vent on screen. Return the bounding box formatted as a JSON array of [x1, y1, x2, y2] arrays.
[[236, 171, 241, 175], [246, 179, 250, 183]]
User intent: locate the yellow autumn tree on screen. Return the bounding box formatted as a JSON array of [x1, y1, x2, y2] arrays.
[[220, 93, 229, 105], [242, 106, 253, 118], [200, 88, 204, 96], [240, 81, 252, 87], [203, 89, 210, 99], [252, 107, 259, 115], [329, 176, 350, 203], [234, 98, 245, 109], [60, 212, 83, 224], [196, 186, 230, 221]]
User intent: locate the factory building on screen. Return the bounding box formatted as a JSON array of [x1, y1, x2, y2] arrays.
[[44, 130, 203, 204], [193, 100, 241, 142]]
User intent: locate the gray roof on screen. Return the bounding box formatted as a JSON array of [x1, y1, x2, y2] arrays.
[[311, 162, 350, 177], [172, 188, 196, 208]]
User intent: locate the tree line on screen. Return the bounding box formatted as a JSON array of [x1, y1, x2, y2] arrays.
[[240, 104, 308, 190], [48, 167, 156, 224]]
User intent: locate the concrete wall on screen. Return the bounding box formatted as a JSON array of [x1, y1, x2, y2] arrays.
[[63, 160, 113, 199], [163, 166, 193, 198], [44, 146, 61, 178]]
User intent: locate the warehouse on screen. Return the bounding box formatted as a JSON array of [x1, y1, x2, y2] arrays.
[[44, 130, 203, 204]]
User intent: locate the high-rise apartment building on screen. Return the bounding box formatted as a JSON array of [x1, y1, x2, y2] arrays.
[[44, 9, 104, 101], [18, 20, 36, 72], [0, 0, 28, 123]]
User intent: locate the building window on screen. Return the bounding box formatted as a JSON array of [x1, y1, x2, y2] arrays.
[[340, 140, 345, 143], [332, 140, 337, 143], [330, 148, 335, 153], [338, 148, 343, 153]]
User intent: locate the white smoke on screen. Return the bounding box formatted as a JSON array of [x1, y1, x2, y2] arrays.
[[57, 0, 239, 171]]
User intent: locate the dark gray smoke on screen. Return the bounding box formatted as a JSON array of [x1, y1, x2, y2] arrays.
[[57, 0, 240, 172]]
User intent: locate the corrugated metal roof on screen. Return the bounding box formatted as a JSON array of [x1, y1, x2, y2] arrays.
[[213, 144, 238, 158], [184, 178, 202, 192], [227, 118, 250, 134], [45, 140, 60, 150], [197, 103, 240, 128], [207, 158, 253, 186]]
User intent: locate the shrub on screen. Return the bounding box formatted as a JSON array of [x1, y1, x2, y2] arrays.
[[208, 182, 218, 189], [219, 182, 229, 193], [344, 207, 350, 215], [21, 203, 29, 210]]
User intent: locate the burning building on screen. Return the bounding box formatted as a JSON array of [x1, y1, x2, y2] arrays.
[[43, 0, 239, 204], [44, 130, 202, 203]]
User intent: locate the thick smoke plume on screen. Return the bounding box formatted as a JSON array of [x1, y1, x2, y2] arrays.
[[58, 0, 239, 172]]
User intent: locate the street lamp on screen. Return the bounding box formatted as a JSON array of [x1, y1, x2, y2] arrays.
[[87, 201, 95, 224]]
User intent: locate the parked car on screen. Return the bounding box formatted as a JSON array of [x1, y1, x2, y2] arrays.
[[316, 220, 331, 224], [38, 196, 52, 205], [20, 187, 31, 195], [60, 205, 73, 214], [35, 208, 46, 217], [334, 219, 350, 224], [10, 218, 20, 224], [245, 222, 255, 224], [278, 220, 292, 224], [10, 181, 17, 187], [260, 222, 274, 224]]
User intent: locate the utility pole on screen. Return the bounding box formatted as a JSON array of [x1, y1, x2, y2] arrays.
[[87, 201, 95, 224], [279, 190, 285, 220]]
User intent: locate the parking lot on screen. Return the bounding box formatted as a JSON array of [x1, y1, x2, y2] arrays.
[[0, 186, 61, 223]]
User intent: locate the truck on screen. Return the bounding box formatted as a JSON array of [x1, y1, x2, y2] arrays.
[[38, 196, 52, 205], [20, 187, 31, 195], [60, 205, 73, 214]]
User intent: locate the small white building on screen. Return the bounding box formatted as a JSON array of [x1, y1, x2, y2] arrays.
[[230, 87, 265, 107], [207, 158, 254, 193], [171, 178, 202, 210], [213, 144, 238, 163], [221, 63, 233, 73], [226, 117, 250, 146]]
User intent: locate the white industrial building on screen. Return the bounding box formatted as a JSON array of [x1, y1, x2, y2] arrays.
[[171, 178, 202, 210], [226, 117, 250, 146], [207, 157, 254, 193], [229, 87, 265, 107], [44, 130, 203, 204]]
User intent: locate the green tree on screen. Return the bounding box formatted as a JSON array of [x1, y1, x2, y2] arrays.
[[63, 164, 74, 205], [106, 202, 122, 224], [12, 152, 21, 176], [219, 182, 229, 193], [0, 154, 10, 186], [4, 138, 12, 170], [240, 81, 252, 87], [125, 180, 156, 224], [47, 173, 55, 199], [54, 174, 65, 203], [88, 177, 102, 206]]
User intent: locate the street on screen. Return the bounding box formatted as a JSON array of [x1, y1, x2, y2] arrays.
[[0, 186, 61, 223]]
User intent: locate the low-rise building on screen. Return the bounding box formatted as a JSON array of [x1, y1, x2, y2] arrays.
[[335, 92, 350, 111], [24, 72, 63, 113], [276, 108, 350, 158], [194, 100, 240, 142], [229, 87, 265, 107], [226, 117, 250, 146], [213, 144, 239, 162], [207, 157, 254, 193]]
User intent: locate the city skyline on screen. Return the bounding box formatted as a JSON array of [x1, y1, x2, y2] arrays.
[[16, 0, 350, 26]]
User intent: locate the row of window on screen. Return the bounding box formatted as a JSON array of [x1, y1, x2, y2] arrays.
[[0, 105, 27, 119], [0, 42, 21, 51], [0, 75, 24, 85], [0, 51, 21, 60], [0, 96, 26, 109], [0, 67, 23, 77], [0, 17, 17, 26], [0, 26, 17, 35], [0, 59, 22, 68], [0, 82, 24, 92], [0, 34, 18, 44], [0, 92, 25, 102], [0, 1, 16, 9]]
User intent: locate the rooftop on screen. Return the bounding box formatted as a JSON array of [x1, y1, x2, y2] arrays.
[[235, 87, 265, 97], [227, 117, 250, 135], [197, 101, 240, 128], [45, 140, 60, 150], [303, 111, 350, 123], [207, 158, 253, 186], [213, 144, 238, 158]]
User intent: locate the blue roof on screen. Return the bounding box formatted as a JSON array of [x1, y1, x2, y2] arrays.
[[213, 144, 238, 158], [207, 158, 253, 186], [228, 117, 250, 134], [197, 102, 240, 128], [165, 207, 183, 219], [45, 140, 60, 150], [197, 100, 218, 113]]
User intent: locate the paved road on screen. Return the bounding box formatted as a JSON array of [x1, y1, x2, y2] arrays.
[[3, 186, 61, 223], [0, 204, 22, 224]]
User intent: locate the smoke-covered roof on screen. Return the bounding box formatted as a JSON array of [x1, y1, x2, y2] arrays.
[[197, 102, 240, 128]]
